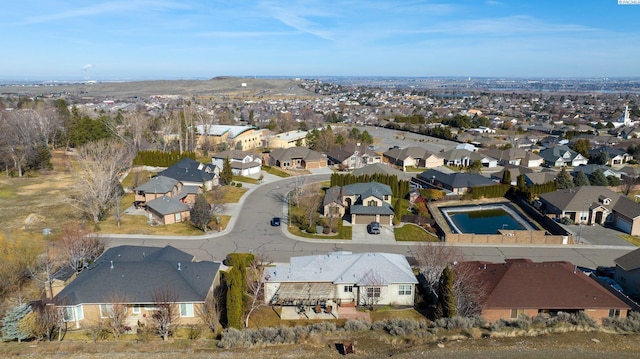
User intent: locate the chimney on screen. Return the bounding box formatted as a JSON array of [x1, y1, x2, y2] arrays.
[[178, 262, 182, 271]]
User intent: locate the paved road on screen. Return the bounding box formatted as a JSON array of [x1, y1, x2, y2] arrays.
[[105, 172, 637, 268]]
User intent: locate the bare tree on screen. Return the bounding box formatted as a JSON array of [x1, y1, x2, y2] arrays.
[[29, 241, 61, 299], [622, 175, 638, 196], [451, 262, 485, 317], [0, 109, 40, 176], [197, 288, 222, 334], [58, 224, 105, 273], [413, 242, 464, 292], [110, 111, 149, 152], [208, 186, 227, 216], [360, 270, 386, 311], [150, 287, 179, 341], [104, 293, 130, 339], [244, 251, 272, 328], [68, 139, 133, 223], [33, 302, 60, 342]]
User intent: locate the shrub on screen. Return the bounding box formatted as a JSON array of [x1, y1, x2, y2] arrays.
[[343, 320, 371, 331], [236, 183, 242, 188], [431, 316, 485, 330], [489, 316, 531, 331], [602, 311, 640, 332], [371, 318, 429, 337]]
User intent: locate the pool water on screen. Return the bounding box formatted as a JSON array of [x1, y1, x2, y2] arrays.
[[447, 208, 526, 234]]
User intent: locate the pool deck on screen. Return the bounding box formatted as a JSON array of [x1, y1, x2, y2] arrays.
[[428, 198, 572, 245]]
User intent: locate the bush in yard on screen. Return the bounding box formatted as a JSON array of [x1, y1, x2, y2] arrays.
[[431, 316, 486, 330], [602, 311, 640, 333], [343, 319, 371, 331]]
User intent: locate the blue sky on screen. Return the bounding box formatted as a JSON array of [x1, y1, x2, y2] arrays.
[[2, 0, 639, 80]]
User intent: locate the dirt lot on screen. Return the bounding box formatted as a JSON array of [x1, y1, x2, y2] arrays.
[[1, 331, 639, 359]]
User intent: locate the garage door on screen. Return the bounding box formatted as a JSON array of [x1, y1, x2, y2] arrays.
[[616, 216, 632, 234], [353, 214, 377, 225]]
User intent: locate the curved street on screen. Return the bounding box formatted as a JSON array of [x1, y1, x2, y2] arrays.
[[105, 173, 636, 268]]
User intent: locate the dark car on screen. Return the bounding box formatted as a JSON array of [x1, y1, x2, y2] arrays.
[[270, 217, 281, 226], [369, 221, 380, 234]]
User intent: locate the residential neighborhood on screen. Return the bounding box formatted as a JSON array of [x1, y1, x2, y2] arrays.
[[2, 77, 640, 355]]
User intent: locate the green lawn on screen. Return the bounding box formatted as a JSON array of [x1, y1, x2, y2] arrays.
[[394, 224, 439, 242], [619, 234, 640, 246], [288, 223, 352, 240], [232, 175, 258, 184], [262, 165, 290, 177]]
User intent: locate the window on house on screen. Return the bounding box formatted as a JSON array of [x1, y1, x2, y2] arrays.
[[132, 305, 141, 314], [175, 212, 181, 221], [384, 195, 389, 201], [100, 304, 114, 318], [344, 285, 353, 293], [367, 287, 381, 298], [367, 200, 377, 207], [609, 309, 621, 318], [180, 303, 194, 317], [510, 309, 524, 319], [398, 285, 412, 296]]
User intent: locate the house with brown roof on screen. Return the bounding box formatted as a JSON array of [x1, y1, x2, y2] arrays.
[[461, 258, 630, 324], [268, 146, 327, 170], [614, 248, 640, 298], [383, 146, 443, 170], [538, 186, 640, 235], [327, 143, 382, 170]]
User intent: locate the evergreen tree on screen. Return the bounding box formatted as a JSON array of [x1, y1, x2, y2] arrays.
[[589, 169, 609, 186], [573, 171, 590, 187], [221, 157, 233, 185], [517, 174, 526, 191], [607, 175, 622, 187], [435, 266, 456, 319], [556, 167, 575, 189], [190, 194, 211, 232], [501, 170, 512, 185], [1, 303, 31, 342]]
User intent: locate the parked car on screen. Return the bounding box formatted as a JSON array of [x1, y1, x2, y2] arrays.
[[369, 221, 380, 234], [270, 217, 281, 226]]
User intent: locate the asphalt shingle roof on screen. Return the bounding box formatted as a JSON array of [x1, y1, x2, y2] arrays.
[[158, 158, 217, 183], [55, 246, 221, 306], [146, 195, 189, 215]]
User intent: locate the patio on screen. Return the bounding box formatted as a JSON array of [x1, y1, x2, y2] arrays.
[[280, 301, 338, 320]]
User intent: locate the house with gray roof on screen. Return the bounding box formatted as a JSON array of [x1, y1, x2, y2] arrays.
[[614, 248, 640, 298], [158, 157, 219, 190], [134, 173, 201, 225], [263, 252, 417, 309], [211, 149, 262, 176], [417, 169, 496, 195], [322, 182, 394, 225], [538, 186, 640, 235], [440, 148, 498, 168], [55, 245, 223, 330], [538, 145, 588, 167], [483, 148, 543, 168], [145, 195, 191, 225]]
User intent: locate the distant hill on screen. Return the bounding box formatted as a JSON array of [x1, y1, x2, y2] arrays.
[[0, 78, 316, 99]]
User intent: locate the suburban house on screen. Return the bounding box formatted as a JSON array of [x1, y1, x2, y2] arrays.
[[440, 149, 498, 168], [54, 245, 223, 330], [265, 129, 308, 148], [383, 146, 444, 170], [157, 157, 219, 190], [538, 145, 588, 167], [614, 248, 640, 298], [417, 169, 496, 195], [483, 148, 544, 168], [460, 259, 629, 324], [195, 124, 263, 151], [268, 146, 328, 170], [263, 252, 418, 309], [588, 146, 633, 166], [322, 182, 394, 225], [490, 165, 534, 185], [211, 149, 262, 176], [523, 171, 558, 186], [133, 175, 200, 225], [571, 164, 624, 179], [326, 143, 382, 170], [538, 186, 640, 235]]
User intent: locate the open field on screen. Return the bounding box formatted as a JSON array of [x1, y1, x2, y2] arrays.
[[0, 78, 317, 99], [0, 329, 638, 358]]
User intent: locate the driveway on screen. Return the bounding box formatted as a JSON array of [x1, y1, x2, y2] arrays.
[[350, 223, 396, 243], [560, 223, 635, 247]]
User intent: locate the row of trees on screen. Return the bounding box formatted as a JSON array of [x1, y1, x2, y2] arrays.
[[132, 150, 196, 167], [304, 126, 373, 153]]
